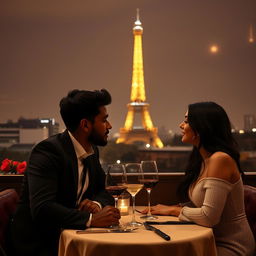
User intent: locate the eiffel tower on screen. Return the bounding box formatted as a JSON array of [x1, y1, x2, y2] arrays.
[[117, 10, 163, 148]]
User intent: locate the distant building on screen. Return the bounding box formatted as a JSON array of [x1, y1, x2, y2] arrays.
[[137, 131, 256, 172], [137, 146, 192, 172], [244, 114, 256, 132], [0, 118, 59, 148], [233, 131, 256, 151]]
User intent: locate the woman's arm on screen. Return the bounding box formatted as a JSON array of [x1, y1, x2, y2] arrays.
[[141, 204, 182, 216], [178, 178, 233, 227], [150, 204, 182, 216]]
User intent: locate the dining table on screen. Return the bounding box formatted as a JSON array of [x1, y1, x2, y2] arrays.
[[58, 206, 217, 256]]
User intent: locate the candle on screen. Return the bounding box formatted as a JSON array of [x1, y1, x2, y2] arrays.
[[117, 198, 130, 215]]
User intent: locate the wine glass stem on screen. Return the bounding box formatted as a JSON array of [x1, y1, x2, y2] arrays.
[[132, 195, 136, 223], [114, 197, 118, 208], [147, 189, 152, 216]]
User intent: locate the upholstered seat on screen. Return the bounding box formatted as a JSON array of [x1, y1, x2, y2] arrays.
[[244, 185, 256, 243], [0, 189, 19, 254]]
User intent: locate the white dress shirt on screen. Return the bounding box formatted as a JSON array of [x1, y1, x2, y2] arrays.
[[68, 131, 101, 227]]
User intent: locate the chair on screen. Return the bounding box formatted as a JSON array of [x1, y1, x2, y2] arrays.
[[244, 185, 256, 242], [0, 189, 19, 254]]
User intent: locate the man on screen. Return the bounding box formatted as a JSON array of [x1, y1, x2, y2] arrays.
[[8, 89, 120, 256]]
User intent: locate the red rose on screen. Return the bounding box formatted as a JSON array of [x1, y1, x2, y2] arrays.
[[16, 161, 27, 174], [1, 158, 11, 172], [13, 161, 19, 166]]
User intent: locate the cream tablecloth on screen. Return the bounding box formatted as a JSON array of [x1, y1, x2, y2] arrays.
[[58, 207, 217, 256]]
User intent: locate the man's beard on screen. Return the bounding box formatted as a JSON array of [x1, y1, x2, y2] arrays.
[[88, 127, 108, 146]]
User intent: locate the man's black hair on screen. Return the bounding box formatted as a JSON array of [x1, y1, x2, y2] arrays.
[[59, 89, 111, 132]]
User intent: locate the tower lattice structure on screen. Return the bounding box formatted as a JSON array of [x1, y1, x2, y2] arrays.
[[117, 10, 163, 148]]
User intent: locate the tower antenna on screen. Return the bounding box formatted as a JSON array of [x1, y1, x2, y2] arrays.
[[249, 24, 254, 43], [136, 8, 140, 21]]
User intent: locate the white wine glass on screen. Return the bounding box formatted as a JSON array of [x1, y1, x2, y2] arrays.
[[105, 164, 127, 208], [139, 160, 159, 220], [124, 163, 143, 227]]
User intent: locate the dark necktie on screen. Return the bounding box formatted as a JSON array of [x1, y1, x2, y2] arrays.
[[77, 156, 90, 202]]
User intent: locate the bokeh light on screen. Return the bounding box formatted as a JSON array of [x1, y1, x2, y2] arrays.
[[210, 44, 219, 54]]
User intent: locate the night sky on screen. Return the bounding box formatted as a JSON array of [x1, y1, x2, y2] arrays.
[[1, 0, 256, 135]]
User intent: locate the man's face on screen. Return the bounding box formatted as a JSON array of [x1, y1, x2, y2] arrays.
[[88, 106, 112, 146]]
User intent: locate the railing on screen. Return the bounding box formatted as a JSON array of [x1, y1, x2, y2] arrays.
[[1, 172, 256, 205]]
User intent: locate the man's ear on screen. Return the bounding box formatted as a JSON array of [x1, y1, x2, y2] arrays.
[[80, 118, 91, 131]]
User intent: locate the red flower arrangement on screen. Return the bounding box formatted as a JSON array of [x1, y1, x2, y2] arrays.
[[0, 158, 27, 174]]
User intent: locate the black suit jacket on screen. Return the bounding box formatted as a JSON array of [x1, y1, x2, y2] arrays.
[[8, 130, 113, 256]]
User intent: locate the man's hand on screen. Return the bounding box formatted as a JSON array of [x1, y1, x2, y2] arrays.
[[78, 199, 101, 213], [91, 206, 120, 227]]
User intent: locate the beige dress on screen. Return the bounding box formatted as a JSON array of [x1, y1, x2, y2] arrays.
[[179, 177, 255, 256]]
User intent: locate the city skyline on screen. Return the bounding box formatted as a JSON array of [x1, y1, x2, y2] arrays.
[[1, 0, 256, 135]]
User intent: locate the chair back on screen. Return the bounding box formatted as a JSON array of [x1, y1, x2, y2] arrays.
[[0, 189, 19, 251], [244, 185, 256, 242]]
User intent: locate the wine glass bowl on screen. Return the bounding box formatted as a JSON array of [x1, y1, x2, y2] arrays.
[[139, 160, 159, 220], [105, 164, 128, 230], [105, 164, 127, 208], [124, 163, 143, 227]]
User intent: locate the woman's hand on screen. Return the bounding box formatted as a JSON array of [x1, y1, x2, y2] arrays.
[[141, 204, 182, 216]]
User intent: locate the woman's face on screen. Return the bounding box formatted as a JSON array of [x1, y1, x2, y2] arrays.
[[179, 111, 199, 146]]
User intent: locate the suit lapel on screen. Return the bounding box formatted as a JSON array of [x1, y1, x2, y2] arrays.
[[60, 130, 79, 194], [82, 153, 99, 200], [85, 154, 95, 194]]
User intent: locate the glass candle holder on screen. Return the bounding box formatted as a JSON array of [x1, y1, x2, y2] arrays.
[[117, 194, 130, 215]]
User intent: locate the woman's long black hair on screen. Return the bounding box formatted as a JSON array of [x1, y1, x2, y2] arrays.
[[177, 102, 242, 201]]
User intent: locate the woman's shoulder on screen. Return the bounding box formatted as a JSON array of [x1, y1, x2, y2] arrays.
[[210, 151, 233, 161], [206, 152, 240, 183]]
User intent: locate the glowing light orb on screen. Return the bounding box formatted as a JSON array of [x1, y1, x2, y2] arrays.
[[210, 45, 219, 54], [145, 143, 151, 148]]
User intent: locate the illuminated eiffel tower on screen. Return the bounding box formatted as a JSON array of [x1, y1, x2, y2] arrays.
[[117, 10, 163, 148]]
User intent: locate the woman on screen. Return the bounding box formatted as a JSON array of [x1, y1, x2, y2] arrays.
[[145, 102, 255, 256]]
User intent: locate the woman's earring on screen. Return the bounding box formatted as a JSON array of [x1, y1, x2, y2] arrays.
[[192, 134, 199, 140]]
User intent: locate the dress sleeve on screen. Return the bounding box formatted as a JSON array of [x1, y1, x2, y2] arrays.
[[179, 201, 195, 207], [178, 179, 233, 227]]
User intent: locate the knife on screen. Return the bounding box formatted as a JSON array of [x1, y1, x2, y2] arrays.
[[76, 227, 137, 234], [144, 222, 171, 241]]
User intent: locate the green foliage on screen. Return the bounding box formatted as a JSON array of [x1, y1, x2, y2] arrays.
[[99, 140, 139, 164]]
